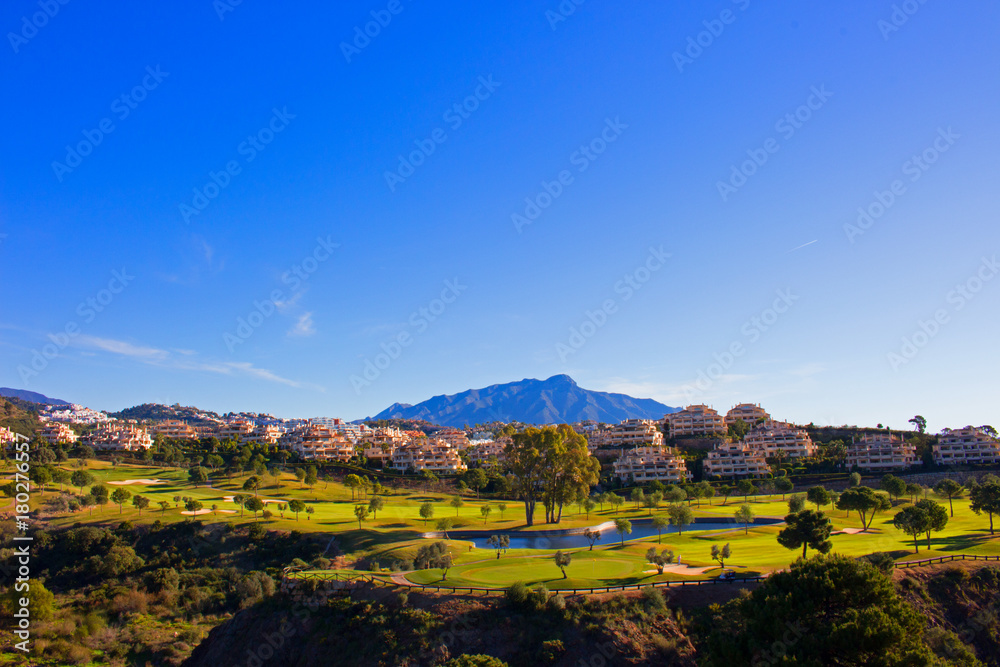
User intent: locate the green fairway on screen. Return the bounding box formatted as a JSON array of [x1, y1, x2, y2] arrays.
[[24, 461, 1000, 590]]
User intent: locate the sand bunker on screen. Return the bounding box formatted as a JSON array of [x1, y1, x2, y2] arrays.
[[108, 479, 166, 486], [643, 564, 715, 576], [833, 527, 868, 535], [181, 508, 237, 516]]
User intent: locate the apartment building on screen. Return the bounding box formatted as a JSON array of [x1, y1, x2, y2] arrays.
[[703, 442, 769, 478], [151, 420, 200, 440], [724, 403, 771, 427], [433, 427, 470, 450], [282, 425, 355, 462], [587, 419, 664, 450], [40, 422, 79, 445], [467, 438, 507, 466], [742, 421, 817, 458], [246, 424, 284, 445], [846, 434, 917, 471], [934, 426, 1000, 465], [84, 423, 153, 451], [0, 426, 16, 445], [391, 439, 467, 474], [663, 405, 727, 438], [361, 426, 409, 461], [612, 445, 690, 483], [218, 420, 254, 442]]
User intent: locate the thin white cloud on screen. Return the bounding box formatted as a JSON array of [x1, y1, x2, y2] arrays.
[[288, 312, 316, 337], [70, 335, 320, 390]]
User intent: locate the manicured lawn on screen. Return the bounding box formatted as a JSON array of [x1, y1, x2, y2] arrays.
[[21, 462, 1000, 589]]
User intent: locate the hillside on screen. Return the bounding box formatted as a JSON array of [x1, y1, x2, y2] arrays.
[[0, 396, 43, 438], [109, 402, 222, 425], [371, 375, 677, 427]]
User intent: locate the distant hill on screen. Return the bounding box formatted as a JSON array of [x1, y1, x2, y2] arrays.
[[0, 397, 43, 438], [371, 375, 677, 428], [109, 403, 221, 425], [0, 387, 70, 405]]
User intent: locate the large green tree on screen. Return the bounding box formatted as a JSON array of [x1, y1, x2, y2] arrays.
[[836, 486, 892, 531], [777, 510, 832, 559], [705, 554, 936, 666], [969, 481, 1000, 534]]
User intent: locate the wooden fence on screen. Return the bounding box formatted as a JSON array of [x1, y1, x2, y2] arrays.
[[895, 554, 1000, 569]]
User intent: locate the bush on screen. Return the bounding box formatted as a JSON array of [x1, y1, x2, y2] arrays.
[[860, 552, 896, 575], [531, 585, 549, 608], [505, 581, 529, 607], [396, 592, 409, 607], [641, 585, 666, 611], [311, 556, 331, 570], [547, 593, 566, 612], [540, 639, 565, 662], [247, 523, 266, 540]]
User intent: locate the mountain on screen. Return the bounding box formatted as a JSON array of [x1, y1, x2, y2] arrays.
[[371, 375, 677, 427], [0, 387, 70, 405]]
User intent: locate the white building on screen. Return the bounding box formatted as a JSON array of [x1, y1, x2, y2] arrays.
[[663, 405, 726, 438], [40, 422, 79, 445], [586, 419, 663, 450], [391, 439, 467, 473], [742, 421, 817, 458], [934, 427, 1000, 465], [84, 423, 153, 451], [704, 442, 769, 478], [612, 446, 690, 483], [724, 403, 770, 427], [467, 438, 507, 466], [846, 434, 917, 471], [282, 425, 355, 461]]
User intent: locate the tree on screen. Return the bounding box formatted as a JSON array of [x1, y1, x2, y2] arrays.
[[934, 478, 963, 517], [464, 468, 488, 499], [304, 466, 318, 489], [368, 495, 384, 519], [716, 484, 732, 505], [880, 474, 906, 503], [4, 578, 55, 622], [185, 499, 203, 514], [435, 517, 454, 538], [295, 468, 306, 488], [505, 425, 599, 526], [909, 415, 927, 433], [642, 493, 660, 515], [232, 493, 249, 517], [905, 482, 923, 504], [243, 476, 260, 496], [608, 493, 624, 514], [449, 495, 464, 517], [806, 485, 831, 510], [487, 534, 510, 559], [582, 497, 596, 519], [345, 473, 362, 500], [110, 487, 132, 514], [614, 518, 632, 546], [71, 469, 95, 494], [30, 467, 51, 495], [554, 550, 572, 579], [497, 502, 507, 521], [711, 543, 732, 569], [848, 472, 862, 487], [892, 505, 929, 553], [583, 527, 601, 550], [132, 495, 149, 514], [840, 486, 892, 531], [777, 510, 833, 559], [478, 503, 493, 525], [645, 547, 674, 574], [414, 541, 453, 580], [706, 554, 937, 666], [288, 499, 306, 521], [734, 504, 754, 534], [736, 479, 755, 503], [306, 506, 314, 521], [773, 477, 793, 499], [244, 496, 264, 521], [667, 503, 694, 536], [188, 466, 209, 486], [969, 481, 1000, 534], [158, 500, 170, 513], [652, 516, 670, 543], [630, 487, 645, 510], [419, 501, 434, 526], [354, 504, 370, 529]]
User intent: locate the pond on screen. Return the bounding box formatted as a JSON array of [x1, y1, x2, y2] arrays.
[[441, 517, 784, 550]]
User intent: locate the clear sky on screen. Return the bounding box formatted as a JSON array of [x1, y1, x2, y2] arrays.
[[2, 1, 998, 432]]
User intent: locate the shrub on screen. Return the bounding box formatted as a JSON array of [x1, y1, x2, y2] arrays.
[[540, 639, 565, 662], [505, 582, 529, 607], [396, 592, 409, 607], [860, 552, 895, 575], [111, 590, 149, 615], [311, 557, 331, 570], [547, 593, 566, 612], [642, 585, 666, 611], [531, 585, 549, 608]]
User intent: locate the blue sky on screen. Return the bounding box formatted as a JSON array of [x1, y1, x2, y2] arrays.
[[2, 1, 998, 432]]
